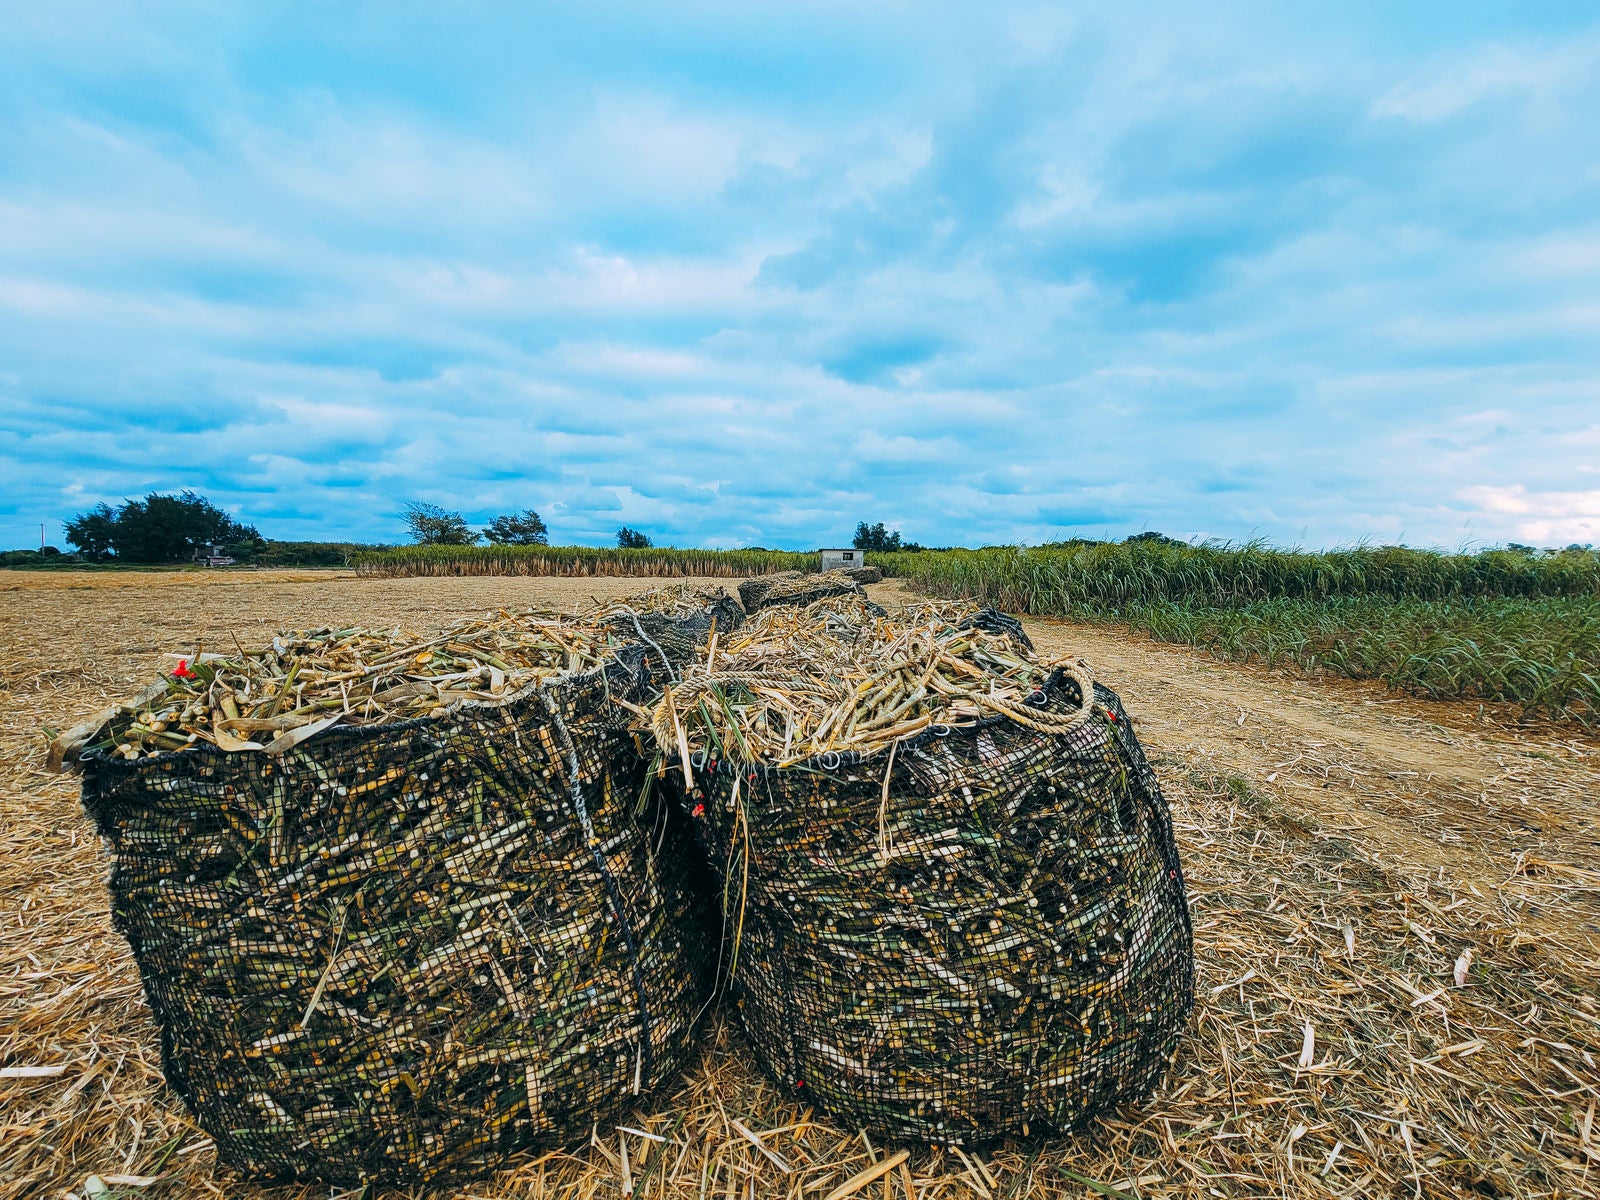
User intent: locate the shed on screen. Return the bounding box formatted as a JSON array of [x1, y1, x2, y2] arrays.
[[820, 548, 864, 571]]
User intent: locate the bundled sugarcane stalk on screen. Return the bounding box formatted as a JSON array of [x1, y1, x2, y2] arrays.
[[650, 598, 1092, 766], [837, 564, 883, 584], [587, 581, 745, 624], [647, 598, 1193, 1145], [63, 609, 720, 1183], [582, 584, 746, 674], [49, 611, 628, 766], [736, 569, 865, 615]]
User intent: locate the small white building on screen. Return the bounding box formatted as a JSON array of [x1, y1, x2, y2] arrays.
[[820, 548, 864, 571]]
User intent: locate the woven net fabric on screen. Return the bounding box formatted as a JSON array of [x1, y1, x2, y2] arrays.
[[673, 675, 1192, 1146], [737, 570, 866, 615], [955, 607, 1033, 653], [78, 650, 715, 1184], [600, 587, 745, 673], [838, 565, 884, 584]]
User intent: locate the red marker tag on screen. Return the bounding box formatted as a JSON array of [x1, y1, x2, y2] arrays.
[[692, 803, 705, 817], [173, 659, 193, 679]]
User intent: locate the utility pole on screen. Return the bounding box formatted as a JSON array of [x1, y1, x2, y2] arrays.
[[40, 522, 45, 550]]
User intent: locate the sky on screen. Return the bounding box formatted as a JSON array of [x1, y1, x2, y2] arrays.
[[2, 2, 1599, 552]]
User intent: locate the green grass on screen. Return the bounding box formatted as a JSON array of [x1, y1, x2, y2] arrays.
[[878, 541, 1600, 605], [882, 543, 1600, 723], [1127, 596, 1600, 722], [351, 544, 817, 578]]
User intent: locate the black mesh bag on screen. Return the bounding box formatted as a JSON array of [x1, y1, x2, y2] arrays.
[[957, 607, 1034, 653], [673, 677, 1192, 1146], [738, 571, 866, 615], [604, 591, 745, 672], [78, 648, 715, 1184], [838, 566, 883, 584]]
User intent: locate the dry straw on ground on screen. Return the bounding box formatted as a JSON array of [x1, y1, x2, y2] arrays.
[[2, 570, 1598, 1199]]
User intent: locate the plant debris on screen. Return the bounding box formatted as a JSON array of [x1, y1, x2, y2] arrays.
[[737, 570, 866, 615]]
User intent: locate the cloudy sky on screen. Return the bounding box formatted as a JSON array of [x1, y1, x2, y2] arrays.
[[3, 2, 1599, 551]]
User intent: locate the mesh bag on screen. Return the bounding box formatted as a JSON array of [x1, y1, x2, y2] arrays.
[[838, 566, 884, 584], [673, 675, 1192, 1146], [737, 571, 866, 614], [77, 648, 715, 1184], [598, 586, 745, 672], [957, 607, 1033, 652]]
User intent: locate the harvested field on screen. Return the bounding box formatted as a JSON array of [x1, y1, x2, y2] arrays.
[[3, 569, 1599, 1199]]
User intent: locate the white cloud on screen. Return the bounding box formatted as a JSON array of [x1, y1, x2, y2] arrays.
[[1459, 485, 1600, 544], [582, 94, 748, 201], [232, 105, 550, 225], [1372, 35, 1600, 123]]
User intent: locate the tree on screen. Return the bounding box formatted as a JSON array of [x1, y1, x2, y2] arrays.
[[1126, 531, 1185, 547], [616, 526, 652, 549], [64, 503, 118, 561], [482, 509, 549, 546], [404, 502, 477, 545], [852, 521, 902, 552], [64, 491, 259, 563]]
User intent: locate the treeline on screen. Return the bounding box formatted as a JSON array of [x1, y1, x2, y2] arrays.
[[1, 541, 386, 570], [64, 491, 258, 563], [7, 491, 386, 568]]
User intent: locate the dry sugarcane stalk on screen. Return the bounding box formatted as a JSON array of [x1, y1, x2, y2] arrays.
[[586, 582, 745, 624], [51, 610, 634, 764], [646, 598, 1095, 767], [583, 584, 746, 676]]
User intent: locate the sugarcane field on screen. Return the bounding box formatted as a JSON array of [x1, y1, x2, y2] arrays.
[[3, 566, 1597, 1200]]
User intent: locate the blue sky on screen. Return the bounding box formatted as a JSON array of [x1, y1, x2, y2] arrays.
[[3, 2, 1599, 551]]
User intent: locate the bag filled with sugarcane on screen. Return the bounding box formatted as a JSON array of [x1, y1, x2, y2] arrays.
[[736, 569, 878, 616], [48, 613, 717, 1184], [645, 601, 1193, 1146], [587, 582, 746, 671]]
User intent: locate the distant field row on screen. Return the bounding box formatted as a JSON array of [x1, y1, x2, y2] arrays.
[[878, 541, 1600, 604], [1127, 596, 1597, 722], [355, 539, 1600, 598], [348, 541, 1600, 721], [884, 545, 1600, 723], [351, 544, 816, 577]]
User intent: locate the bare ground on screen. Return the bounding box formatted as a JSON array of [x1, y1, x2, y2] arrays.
[[2, 570, 1598, 1199]]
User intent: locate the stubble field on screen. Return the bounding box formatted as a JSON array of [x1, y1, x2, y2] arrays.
[[2, 570, 1598, 1199]]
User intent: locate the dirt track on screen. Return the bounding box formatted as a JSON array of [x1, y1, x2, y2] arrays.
[[3, 570, 1598, 1198]]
